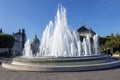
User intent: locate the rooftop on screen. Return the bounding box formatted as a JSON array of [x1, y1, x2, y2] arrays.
[[77, 25, 96, 34]]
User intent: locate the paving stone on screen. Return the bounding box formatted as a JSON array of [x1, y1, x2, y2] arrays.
[[0, 65, 120, 80]]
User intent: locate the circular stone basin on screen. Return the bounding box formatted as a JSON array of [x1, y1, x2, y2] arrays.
[[2, 54, 120, 72]]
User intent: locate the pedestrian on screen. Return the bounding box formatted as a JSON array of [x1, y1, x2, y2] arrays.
[[107, 48, 112, 56]]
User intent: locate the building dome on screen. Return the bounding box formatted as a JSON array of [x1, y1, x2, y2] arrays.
[[31, 35, 40, 55], [32, 35, 40, 43]]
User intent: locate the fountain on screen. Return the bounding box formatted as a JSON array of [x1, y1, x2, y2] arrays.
[[2, 5, 120, 71]]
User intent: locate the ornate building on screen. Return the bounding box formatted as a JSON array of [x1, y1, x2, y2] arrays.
[[0, 28, 26, 54], [12, 29, 26, 54], [31, 35, 40, 56], [77, 24, 96, 37], [0, 28, 2, 33]]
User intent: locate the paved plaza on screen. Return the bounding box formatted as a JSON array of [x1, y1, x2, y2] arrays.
[[0, 64, 120, 80]]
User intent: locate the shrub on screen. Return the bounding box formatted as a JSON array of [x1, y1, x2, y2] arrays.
[[0, 34, 15, 48]]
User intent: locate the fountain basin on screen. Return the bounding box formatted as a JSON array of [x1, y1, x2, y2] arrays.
[[2, 54, 120, 71]]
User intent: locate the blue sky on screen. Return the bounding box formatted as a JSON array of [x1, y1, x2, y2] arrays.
[[0, 0, 120, 40]]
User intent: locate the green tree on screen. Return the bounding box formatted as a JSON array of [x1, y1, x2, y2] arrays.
[[99, 33, 120, 54], [0, 34, 15, 56]]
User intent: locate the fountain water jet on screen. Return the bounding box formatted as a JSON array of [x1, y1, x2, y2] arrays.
[[24, 6, 99, 57], [2, 5, 120, 72], [23, 39, 33, 57]]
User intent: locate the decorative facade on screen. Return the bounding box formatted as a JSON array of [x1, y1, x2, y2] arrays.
[[0, 28, 26, 54], [77, 24, 96, 37], [12, 29, 26, 54], [31, 35, 40, 55], [0, 28, 2, 33]]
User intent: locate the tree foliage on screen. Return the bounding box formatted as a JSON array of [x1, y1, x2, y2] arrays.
[[99, 33, 120, 53], [0, 34, 15, 48]]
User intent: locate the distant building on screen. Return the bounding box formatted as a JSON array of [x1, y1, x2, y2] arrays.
[[12, 29, 26, 54], [77, 24, 96, 37], [0, 28, 2, 33], [31, 35, 40, 55], [0, 28, 26, 54]]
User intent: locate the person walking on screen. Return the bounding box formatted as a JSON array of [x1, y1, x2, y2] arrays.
[[107, 48, 112, 56]]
